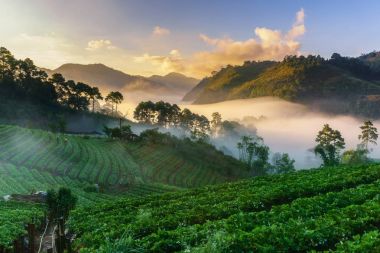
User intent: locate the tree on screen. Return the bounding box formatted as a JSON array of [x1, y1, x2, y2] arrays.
[[210, 112, 222, 137], [237, 135, 270, 175], [134, 101, 157, 124], [314, 124, 345, 167], [106, 91, 124, 115], [271, 153, 295, 174], [155, 101, 181, 128], [46, 187, 77, 221], [49, 73, 69, 105], [88, 87, 103, 112], [358, 120, 378, 151], [341, 149, 369, 166]]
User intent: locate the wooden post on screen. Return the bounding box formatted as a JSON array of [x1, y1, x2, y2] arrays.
[[27, 224, 35, 253], [58, 218, 65, 250], [55, 237, 62, 253], [13, 239, 21, 253], [66, 237, 72, 253]]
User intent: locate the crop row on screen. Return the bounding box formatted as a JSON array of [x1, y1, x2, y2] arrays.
[[0, 161, 115, 205], [68, 164, 380, 251], [0, 125, 143, 185]]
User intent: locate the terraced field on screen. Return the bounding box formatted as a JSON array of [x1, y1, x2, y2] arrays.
[[69, 164, 380, 252], [0, 161, 115, 205], [0, 125, 241, 190], [0, 125, 142, 186], [126, 144, 229, 187]]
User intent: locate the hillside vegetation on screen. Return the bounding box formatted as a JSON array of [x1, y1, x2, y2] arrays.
[[185, 54, 380, 117], [0, 125, 245, 191], [69, 164, 380, 252]]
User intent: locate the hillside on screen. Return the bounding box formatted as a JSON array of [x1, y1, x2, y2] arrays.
[[0, 124, 246, 251], [0, 125, 246, 190], [185, 54, 380, 117], [69, 164, 380, 252], [45, 64, 198, 96]]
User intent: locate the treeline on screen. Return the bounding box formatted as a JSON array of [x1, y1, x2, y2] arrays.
[[0, 47, 123, 115], [313, 120, 378, 167], [133, 101, 255, 141]]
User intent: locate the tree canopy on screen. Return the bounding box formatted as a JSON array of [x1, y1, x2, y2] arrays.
[[314, 124, 345, 167]]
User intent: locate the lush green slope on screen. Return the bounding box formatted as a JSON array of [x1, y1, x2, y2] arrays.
[[0, 125, 244, 192], [185, 54, 380, 116], [183, 61, 275, 103], [69, 164, 380, 252]]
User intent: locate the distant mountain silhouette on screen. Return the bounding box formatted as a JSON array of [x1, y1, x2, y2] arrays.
[[44, 63, 199, 96]]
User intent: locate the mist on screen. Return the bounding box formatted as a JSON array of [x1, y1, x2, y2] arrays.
[[119, 96, 380, 169], [184, 97, 380, 169]]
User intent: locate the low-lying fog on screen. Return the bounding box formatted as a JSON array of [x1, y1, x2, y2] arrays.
[[119, 95, 380, 169]]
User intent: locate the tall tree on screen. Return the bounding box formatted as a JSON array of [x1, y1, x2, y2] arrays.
[[88, 87, 103, 112], [106, 91, 124, 115], [237, 135, 269, 175], [358, 120, 378, 151], [314, 124, 345, 167], [210, 112, 222, 137], [271, 153, 295, 174]]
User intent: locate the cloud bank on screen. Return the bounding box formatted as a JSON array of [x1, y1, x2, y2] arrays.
[[135, 8, 306, 78]]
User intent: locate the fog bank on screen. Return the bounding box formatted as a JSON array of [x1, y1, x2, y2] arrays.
[[118, 96, 380, 169], [184, 97, 380, 169]]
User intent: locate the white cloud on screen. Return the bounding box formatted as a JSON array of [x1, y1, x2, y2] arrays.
[[134, 8, 306, 78], [286, 8, 306, 40], [152, 26, 171, 36], [86, 39, 116, 51], [134, 49, 184, 73]]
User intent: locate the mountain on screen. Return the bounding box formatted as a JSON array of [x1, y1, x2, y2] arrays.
[[184, 54, 380, 117], [148, 72, 199, 93], [45, 64, 199, 96]]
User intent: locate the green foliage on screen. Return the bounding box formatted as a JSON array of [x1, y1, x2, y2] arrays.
[[69, 164, 380, 252], [334, 230, 380, 252], [210, 112, 222, 137], [271, 152, 296, 174], [341, 149, 370, 166], [137, 128, 245, 179], [46, 187, 77, 220], [314, 124, 345, 167], [187, 53, 380, 117], [103, 125, 135, 140], [359, 120, 378, 151], [105, 91, 124, 115], [0, 47, 110, 114], [0, 201, 44, 249], [134, 101, 210, 140], [237, 135, 270, 175], [0, 124, 246, 191]]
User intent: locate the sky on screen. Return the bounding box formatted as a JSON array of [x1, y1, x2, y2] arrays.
[[1, 0, 380, 78]]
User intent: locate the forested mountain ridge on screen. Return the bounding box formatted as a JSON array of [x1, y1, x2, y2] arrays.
[[44, 63, 199, 95], [184, 53, 380, 117]]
